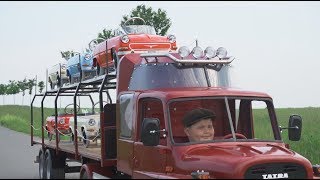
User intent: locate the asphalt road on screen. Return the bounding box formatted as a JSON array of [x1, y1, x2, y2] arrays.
[[0, 126, 79, 179]]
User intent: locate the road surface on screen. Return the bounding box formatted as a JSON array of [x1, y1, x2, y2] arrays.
[[0, 126, 79, 179]]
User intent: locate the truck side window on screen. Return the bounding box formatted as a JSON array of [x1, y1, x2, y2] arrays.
[[119, 94, 134, 138], [139, 98, 166, 145], [251, 101, 274, 140], [236, 99, 275, 140]]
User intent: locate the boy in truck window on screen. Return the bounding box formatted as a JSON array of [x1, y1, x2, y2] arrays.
[[182, 108, 216, 142]]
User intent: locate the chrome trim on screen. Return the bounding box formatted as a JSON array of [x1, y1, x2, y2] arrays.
[[140, 53, 234, 64]]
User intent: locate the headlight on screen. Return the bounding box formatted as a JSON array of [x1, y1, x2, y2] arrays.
[[216, 47, 227, 58], [88, 119, 96, 126], [167, 34, 176, 43], [204, 46, 216, 59], [120, 35, 129, 43], [59, 118, 65, 125], [191, 46, 203, 59], [178, 46, 190, 58], [84, 54, 91, 60]]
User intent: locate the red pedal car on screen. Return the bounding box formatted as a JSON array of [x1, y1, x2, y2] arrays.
[[89, 17, 177, 75], [45, 104, 78, 141]]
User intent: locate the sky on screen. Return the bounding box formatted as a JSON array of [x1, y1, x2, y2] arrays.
[[1, 1, 320, 108]]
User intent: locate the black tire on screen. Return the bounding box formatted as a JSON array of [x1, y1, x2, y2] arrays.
[[70, 131, 74, 144], [80, 169, 89, 179], [80, 69, 83, 81], [38, 148, 46, 179], [96, 65, 100, 76], [45, 149, 65, 179], [48, 132, 52, 141], [69, 74, 73, 84], [49, 78, 53, 90], [56, 73, 61, 88], [82, 131, 90, 148]]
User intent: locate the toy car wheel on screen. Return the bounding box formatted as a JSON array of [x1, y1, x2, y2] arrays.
[[68, 75, 73, 84], [49, 78, 53, 89], [96, 65, 101, 76], [70, 132, 74, 144], [48, 132, 52, 141], [82, 131, 90, 148]]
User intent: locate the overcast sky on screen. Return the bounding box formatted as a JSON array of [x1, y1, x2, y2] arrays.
[[1, 1, 320, 108]]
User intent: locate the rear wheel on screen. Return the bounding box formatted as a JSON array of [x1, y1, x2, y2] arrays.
[[45, 149, 65, 179], [38, 148, 46, 179]]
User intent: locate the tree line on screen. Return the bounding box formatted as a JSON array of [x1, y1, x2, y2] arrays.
[[1, 4, 171, 105], [0, 78, 44, 105], [60, 4, 171, 59]]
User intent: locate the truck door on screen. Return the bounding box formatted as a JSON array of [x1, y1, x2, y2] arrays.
[[132, 98, 167, 178], [117, 93, 135, 176]]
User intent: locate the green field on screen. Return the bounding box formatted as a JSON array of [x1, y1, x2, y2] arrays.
[[0, 105, 319, 164]]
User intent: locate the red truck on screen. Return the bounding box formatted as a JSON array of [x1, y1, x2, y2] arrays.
[[30, 45, 320, 179]]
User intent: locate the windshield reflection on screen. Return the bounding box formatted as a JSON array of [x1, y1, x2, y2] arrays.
[[122, 25, 157, 35]]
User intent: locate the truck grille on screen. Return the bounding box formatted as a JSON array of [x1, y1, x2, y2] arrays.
[[244, 163, 307, 179]]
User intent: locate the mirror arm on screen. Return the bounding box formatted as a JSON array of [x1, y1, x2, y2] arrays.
[[279, 126, 299, 132], [149, 129, 167, 137]]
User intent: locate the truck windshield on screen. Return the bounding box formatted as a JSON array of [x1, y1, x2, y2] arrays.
[[128, 63, 218, 90], [168, 97, 279, 144]]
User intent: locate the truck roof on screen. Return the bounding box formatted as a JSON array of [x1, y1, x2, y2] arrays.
[[136, 87, 272, 101]]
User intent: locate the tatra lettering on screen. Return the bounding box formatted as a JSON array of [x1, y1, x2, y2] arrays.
[[262, 173, 289, 179]]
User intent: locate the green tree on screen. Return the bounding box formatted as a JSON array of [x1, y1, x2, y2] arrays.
[[38, 81, 45, 94], [120, 4, 172, 36], [97, 28, 115, 43], [7, 80, 20, 105], [27, 78, 36, 104], [0, 84, 7, 105], [18, 78, 28, 105], [60, 50, 75, 60]]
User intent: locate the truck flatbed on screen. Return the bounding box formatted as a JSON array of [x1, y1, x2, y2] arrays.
[[32, 138, 102, 162]]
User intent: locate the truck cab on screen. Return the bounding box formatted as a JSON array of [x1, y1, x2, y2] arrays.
[[114, 46, 318, 178]]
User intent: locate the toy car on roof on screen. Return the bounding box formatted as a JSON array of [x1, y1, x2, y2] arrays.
[[48, 63, 68, 89], [89, 17, 177, 75], [66, 51, 96, 84]]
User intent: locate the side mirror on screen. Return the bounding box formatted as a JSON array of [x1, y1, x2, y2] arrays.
[[141, 118, 160, 146], [288, 115, 302, 141]]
